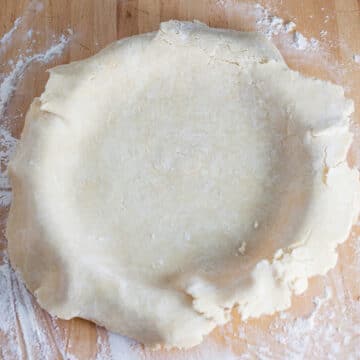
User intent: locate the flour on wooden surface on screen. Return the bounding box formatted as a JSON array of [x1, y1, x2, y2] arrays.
[[254, 3, 297, 39], [0, 33, 71, 210], [0, 11, 73, 360], [0, 17, 22, 54], [0, 33, 71, 118], [217, 1, 321, 53], [1, 1, 359, 359], [230, 205, 359, 358], [0, 128, 17, 207]]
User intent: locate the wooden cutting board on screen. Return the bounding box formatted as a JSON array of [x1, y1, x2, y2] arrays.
[[1, 1, 359, 359]]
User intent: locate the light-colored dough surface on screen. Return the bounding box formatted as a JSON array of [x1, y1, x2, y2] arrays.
[[6, 21, 360, 348]]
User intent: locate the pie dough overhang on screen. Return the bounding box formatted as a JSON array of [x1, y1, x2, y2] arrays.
[[6, 20, 360, 349]]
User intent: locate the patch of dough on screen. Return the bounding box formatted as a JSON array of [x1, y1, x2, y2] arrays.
[[6, 21, 360, 348]]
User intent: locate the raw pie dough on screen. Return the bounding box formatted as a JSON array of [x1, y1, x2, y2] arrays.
[[7, 21, 360, 348]]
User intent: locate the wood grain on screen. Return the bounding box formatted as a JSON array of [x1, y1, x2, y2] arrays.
[[1, 0, 359, 359]]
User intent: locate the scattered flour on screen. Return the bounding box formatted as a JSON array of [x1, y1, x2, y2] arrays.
[[1, 2, 359, 360], [107, 334, 140, 360], [216, 1, 322, 54], [250, 3, 320, 52], [0, 253, 56, 360], [292, 32, 319, 51], [0, 33, 71, 118], [223, 2, 352, 87], [26, 29, 33, 39], [255, 3, 296, 38], [270, 287, 334, 357], [230, 283, 360, 360], [284, 21, 296, 33], [0, 128, 17, 207], [0, 18, 71, 208], [320, 30, 328, 38], [293, 31, 309, 50], [0, 13, 75, 360], [215, 0, 227, 7], [0, 17, 22, 53]]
